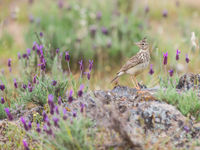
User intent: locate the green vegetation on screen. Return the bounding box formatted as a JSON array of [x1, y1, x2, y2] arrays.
[[0, 0, 200, 149], [157, 85, 200, 121], [3, 116, 94, 150]]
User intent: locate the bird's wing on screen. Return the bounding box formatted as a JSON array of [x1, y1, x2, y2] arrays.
[[117, 54, 142, 74]]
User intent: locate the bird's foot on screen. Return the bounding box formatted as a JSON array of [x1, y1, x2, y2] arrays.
[[135, 86, 141, 90], [137, 90, 157, 101], [136, 90, 146, 94]]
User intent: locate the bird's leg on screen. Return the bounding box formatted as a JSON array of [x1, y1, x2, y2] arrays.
[[131, 76, 155, 101], [132, 76, 140, 90], [131, 76, 136, 87], [133, 76, 148, 94], [132, 76, 154, 100]]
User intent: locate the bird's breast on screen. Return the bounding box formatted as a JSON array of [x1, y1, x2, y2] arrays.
[[126, 61, 149, 76]]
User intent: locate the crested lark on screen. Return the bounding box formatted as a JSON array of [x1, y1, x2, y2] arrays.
[[111, 37, 150, 89]]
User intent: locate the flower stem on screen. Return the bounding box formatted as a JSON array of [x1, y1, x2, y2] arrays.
[[67, 62, 71, 75]]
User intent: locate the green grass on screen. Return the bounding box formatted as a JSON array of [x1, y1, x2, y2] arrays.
[[156, 87, 200, 121], [46, 116, 95, 150], [0, 101, 8, 119], [24, 0, 145, 69]]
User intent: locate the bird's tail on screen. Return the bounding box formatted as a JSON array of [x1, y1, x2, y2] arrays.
[[111, 72, 124, 83], [111, 76, 119, 83]]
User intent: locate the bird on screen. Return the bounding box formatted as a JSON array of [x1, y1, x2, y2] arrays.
[[111, 37, 150, 90]]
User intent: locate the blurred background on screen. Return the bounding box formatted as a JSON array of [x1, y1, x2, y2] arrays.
[[0, 0, 200, 89]]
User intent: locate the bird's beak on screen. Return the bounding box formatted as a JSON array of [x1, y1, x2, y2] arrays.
[[135, 42, 140, 47]]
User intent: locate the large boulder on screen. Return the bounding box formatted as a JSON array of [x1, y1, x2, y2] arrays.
[[73, 85, 200, 149]]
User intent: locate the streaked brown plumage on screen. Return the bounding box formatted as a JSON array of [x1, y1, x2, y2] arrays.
[[111, 38, 150, 88]]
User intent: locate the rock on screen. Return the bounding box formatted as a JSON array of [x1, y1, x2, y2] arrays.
[[10, 104, 43, 122], [1, 84, 199, 149], [74, 85, 200, 149], [176, 73, 200, 90]]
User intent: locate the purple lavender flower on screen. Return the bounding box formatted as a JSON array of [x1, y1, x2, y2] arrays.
[[96, 11, 102, 20], [36, 44, 43, 55], [58, 96, 62, 105], [176, 49, 181, 61], [79, 60, 83, 72], [144, 5, 149, 14], [84, 72, 91, 80], [56, 48, 59, 54], [43, 124, 47, 132], [18, 53, 21, 59], [48, 94, 54, 104], [28, 0, 33, 4], [48, 94, 55, 115], [38, 59, 46, 71], [33, 75, 37, 84], [185, 54, 190, 63], [149, 64, 154, 75], [68, 90, 73, 103], [32, 41, 36, 50], [80, 103, 85, 113], [73, 111, 77, 118], [22, 53, 28, 59], [101, 27, 108, 35], [1, 97, 5, 104], [45, 117, 51, 127], [8, 59, 11, 67], [23, 139, 30, 150], [42, 111, 47, 121], [183, 126, 190, 132], [176, 1, 180, 7], [78, 84, 84, 97], [52, 80, 57, 86], [58, 0, 63, 8], [63, 115, 67, 120], [89, 60, 93, 71], [36, 123, 41, 133], [28, 82, 33, 92], [36, 45, 41, 55], [39, 55, 44, 63], [21, 117, 28, 131], [63, 108, 67, 120], [28, 121, 32, 129], [27, 48, 31, 56], [22, 84, 27, 90], [29, 14, 34, 23], [46, 128, 53, 135], [13, 79, 18, 88], [53, 117, 59, 128], [168, 69, 174, 77], [89, 25, 97, 38], [55, 106, 59, 115], [65, 51, 70, 62], [162, 9, 168, 18], [163, 52, 168, 65], [20, 117, 26, 125], [0, 83, 5, 91], [4, 108, 13, 121], [40, 50, 44, 58], [40, 32, 43, 37]]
